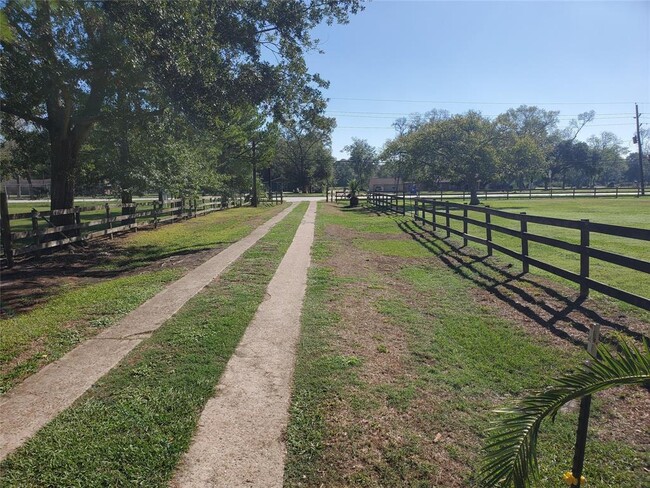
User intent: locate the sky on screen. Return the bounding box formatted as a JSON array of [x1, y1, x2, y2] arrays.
[[301, 0, 650, 159]]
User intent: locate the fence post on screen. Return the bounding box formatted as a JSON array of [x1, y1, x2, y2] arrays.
[[31, 209, 41, 258], [432, 200, 437, 231], [132, 203, 138, 232], [550, 187, 553, 199], [529, 187, 532, 199], [0, 192, 13, 267], [414, 199, 419, 223], [485, 206, 492, 257], [445, 201, 451, 238], [153, 201, 159, 229], [520, 212, 529, 273], [593, 187, 596, 198], [506, 190, 509, 200], [615, 186, 619, 198], [573, 187, 576, 198], [105, 203, 113, 238], [580, 219, 590, 298], [75, 206, 82, 236], [462, 206, 468, 247], [570, 323, 600, 487]]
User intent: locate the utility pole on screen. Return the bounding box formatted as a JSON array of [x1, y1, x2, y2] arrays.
[[252, 140, 258, 207], [635, 103, 645, 196]]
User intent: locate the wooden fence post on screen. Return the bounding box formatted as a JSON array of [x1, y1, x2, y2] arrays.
[[580, 219, 590, 298], [485, 206, 492, 256], [529, 187, 532, 199], [0, 192, 14, 267], [615, 186, 619, 198], [432, 200, 437, 231], [462, 206, 468, 247], [573, 187, 576, 198], [593, 187, 597, 198], [520, 212, 529, 273], [105, 203, 113, 238], [75, 206, 82, 236], [31, 209, 41, 258], [153, 201, 159, 229], [445, 201, 451, 238]]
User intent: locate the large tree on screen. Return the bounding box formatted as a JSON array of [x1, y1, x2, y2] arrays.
[[1, 0, 362, 222], [343, 138, 377, 186], [496, 105, 560, 188]]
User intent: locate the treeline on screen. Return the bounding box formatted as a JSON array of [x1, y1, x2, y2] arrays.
[[0, 0, 362, 222], [335, 107, 648, 204]]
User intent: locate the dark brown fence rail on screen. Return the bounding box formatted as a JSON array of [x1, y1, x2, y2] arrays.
[[413, 198, 650, 311], [418, 186, 644, 201], [367, 192, 406, 215], [0, 193, 259, 267]]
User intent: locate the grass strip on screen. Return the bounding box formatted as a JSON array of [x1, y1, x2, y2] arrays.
[[0, 203, 308, 487], [0, 269, 182, 393], [284, 203, 647, 487], [1, 204, 287, 392]]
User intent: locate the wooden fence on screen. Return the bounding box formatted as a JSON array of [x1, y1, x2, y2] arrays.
[[412, 198, 650, 311], [419, 186, 644, 201], [0, 194, 243, 267], [367, 192, 406, 215]]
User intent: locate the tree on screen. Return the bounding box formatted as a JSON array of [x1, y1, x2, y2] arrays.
[[480, 338, 649, 488], [586, 132, 628, 186], [496, 106, 560, 188], [343, 138, 377, 186], [1, 0, 362, 222]]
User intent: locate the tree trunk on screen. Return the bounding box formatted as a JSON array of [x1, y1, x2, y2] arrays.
[[49, 135, 78, 227], [469, 181, 480, 205]]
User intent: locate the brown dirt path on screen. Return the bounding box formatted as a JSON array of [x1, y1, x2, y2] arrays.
[[0, 203, 298, 461], [171, 201, 317, 488]]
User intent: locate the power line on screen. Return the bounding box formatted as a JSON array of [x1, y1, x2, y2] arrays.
[[329, 97, 645, 105]]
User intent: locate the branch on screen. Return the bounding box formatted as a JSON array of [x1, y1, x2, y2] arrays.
[[0, 102, 49, 128]]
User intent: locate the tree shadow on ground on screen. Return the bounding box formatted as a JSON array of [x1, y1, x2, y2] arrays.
[[395, 218, 649, 348], [0, 238, 229, 316]]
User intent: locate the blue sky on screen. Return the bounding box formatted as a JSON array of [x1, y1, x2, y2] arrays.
[[303, 0, 649, 158]]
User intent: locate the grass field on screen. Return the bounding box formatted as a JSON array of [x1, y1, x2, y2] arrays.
[[405, 197, 650, 320], [0, 203, 309, 486], [284, 203, 648, 487], [0, 203, 289, 393]]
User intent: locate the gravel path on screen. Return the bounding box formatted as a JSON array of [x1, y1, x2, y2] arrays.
[[171, 201, 317, 488], [0, 204, 297, 461]]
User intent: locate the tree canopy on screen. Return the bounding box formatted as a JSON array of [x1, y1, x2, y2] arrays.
[[1, 0, 362, 217]]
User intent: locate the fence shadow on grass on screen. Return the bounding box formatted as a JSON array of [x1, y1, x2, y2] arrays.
[[395, 218, 649, 348]]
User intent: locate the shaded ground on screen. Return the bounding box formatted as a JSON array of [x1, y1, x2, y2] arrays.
[[0, 236, 224, 317]]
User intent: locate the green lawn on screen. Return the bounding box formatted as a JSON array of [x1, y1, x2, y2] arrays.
[[0, 203, 289, 392], [0, 203, 308, 486], [285, 203, 648, 487], [403, 198, 650, 319]]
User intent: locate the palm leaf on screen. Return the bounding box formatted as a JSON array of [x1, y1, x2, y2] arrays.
[[478, 337, 650, 488]]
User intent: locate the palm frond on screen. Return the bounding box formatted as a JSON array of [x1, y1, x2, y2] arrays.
[[479, 337, 650, 488]]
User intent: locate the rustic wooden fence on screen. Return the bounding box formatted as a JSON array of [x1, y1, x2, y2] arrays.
[[367, 192, 406, 215], [0, 193, 246, 267], [419, 186, 644, 201], [411, 198, 650, 311]]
